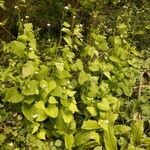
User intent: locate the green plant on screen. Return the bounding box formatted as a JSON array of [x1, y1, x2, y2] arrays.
[[0, 0, 150, 149]]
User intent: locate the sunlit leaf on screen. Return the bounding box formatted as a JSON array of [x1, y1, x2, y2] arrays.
[[87, 106, 97, 117], [75, 131, 100, 146], [22, 61, 39, 77], [37, 129, 46, 140], [22, 80, 39, 95], [131, 120, 144, 146], [82, 120, 101, 130], [8, 41, 26, 57], [76, 59, 83, 71], [64, 134, 74, 149], [63, 111, 73, 124], [104, 125, 117, 150], [55, 62, 64, 72], [114, 125, 131, 135], [97, 98, 110, 111], [31, 122, 40, 134], [64, 36, 72, 47], [46, 104, 58, 118], [78, 71, 90, 85], [5, 87, 24, 103]]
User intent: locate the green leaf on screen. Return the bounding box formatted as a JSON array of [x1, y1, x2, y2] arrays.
[[48, 96, 58, 104], [76, 59, 83, 70], [63, 22, 71, 27], [55, 62, 64, 72], [22, 80, 39, 95], [94, 146, 102, 150], [98, 119, 109, 131], [114, 125, 131, 135], [40, 80, 56, 95], [46, 104, 58, 118], [9, 41, 26, 57], [63, 111, 73, 124], [131, 120, 143, 146], [34, 101, 47, 122], [24, 23, 36, 49], [82, 120, 101, 130], [104, 72, 111, 80], [122, 85, 132, 97], [92, 33, 106, 43], [68, 102, 78, 113], [106, 95, 118, 104], [31, 122, 40, 134], [62, 27, 72, 35], [5, 87, 24, 103], [107, 112, 118, 123], [55, 108, 69, 132], [64, 36, 72, 47], [0, 134, 6, 144], [22, 101, 47, 122], [0, 19, 7, 26], [48, 80, 57, 93], [97, 98, 110, 111], [89, 59, 100, 72], [98, 42, 109, 51], [22, 61, 39, 77], [23, 96, 36, 104], [17, 34, 28, 43], [37, 129, 46, 140], [66, 89, 76, 97], [28, 51, 38, 59], [22, 103, 34, 122], [38, 65, 49, 80], [75, 131, 100, 146], [40, 79, 48, 89], [78, 71, 90, 85], [87, 106, 97, 117], [64, 134, 74, 149], [0, 1, 6, 9], [104, 125, 117, 150], [51, 86, 63, 97]]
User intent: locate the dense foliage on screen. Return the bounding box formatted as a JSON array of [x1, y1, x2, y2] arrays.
[[0, 0, 150, 149]]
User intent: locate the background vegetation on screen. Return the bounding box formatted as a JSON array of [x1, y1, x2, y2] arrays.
[[0, 0, 150, 149]]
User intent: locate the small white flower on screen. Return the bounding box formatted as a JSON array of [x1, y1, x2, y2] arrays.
[[79, 24, 83, 28], [73, 16, 76, 19], [95, 41, 99, 45], [29, 47, 33, 51], [25, 15, 29, 19], [14, 6, 18, 9], [8, 142, 13, 147], [34, 71, 39, 74], [64, 6, 69, 10], [67, 80, 70, 84], [68, 85, 72, 89], [48, 39, 51, 42], [17, 115, 23, 120], [21, 19, 24, 21], [47, 23, 51, 27], [42, 84, 47, 88]]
